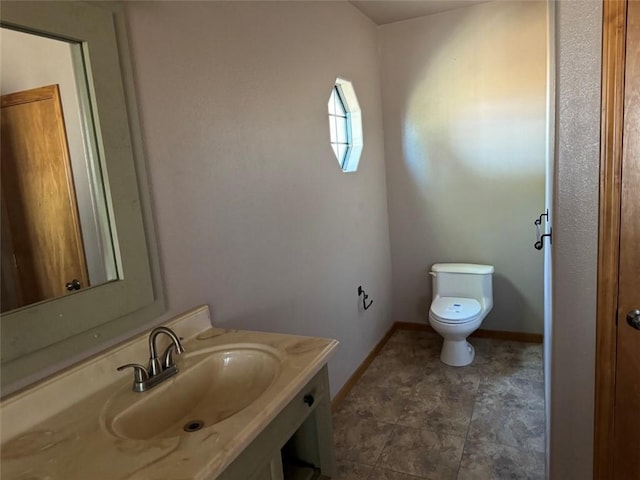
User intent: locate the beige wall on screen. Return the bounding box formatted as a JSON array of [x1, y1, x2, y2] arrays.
[[124, 1, 392, 392], [550, 1, 601, 477], [379, 1, 547, 334]]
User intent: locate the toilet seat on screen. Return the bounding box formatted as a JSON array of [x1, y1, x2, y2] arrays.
[[430, 297, 481, 324]]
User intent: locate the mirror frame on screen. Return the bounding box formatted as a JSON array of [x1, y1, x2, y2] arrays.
[[1, 1, 165, 392]]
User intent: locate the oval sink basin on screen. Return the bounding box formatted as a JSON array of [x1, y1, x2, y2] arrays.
[[102, 345, 281, 440]]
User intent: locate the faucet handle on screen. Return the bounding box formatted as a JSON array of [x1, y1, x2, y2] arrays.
[[117, 363, 149, 392]]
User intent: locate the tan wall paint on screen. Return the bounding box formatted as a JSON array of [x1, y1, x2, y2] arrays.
[[378, 1, 547, 334], [550, 1, 601, 477], [124, 1, 392, 392]]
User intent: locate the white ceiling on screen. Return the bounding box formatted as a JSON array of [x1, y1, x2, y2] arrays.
[[349, 0, 489, 25]]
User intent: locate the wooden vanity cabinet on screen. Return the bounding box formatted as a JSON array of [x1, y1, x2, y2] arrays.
[[215, 366, 335, 480]]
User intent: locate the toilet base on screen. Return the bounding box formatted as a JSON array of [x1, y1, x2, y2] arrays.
[[440, 339, 475, 367]]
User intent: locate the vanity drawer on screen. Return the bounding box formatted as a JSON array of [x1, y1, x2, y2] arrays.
[[214, 365, 331, 480], [278, 367, 328, 433]]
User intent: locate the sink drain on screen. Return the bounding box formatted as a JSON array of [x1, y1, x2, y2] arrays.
[[183, 420, 204, 433]]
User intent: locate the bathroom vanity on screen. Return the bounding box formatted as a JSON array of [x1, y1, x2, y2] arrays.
[[0, 306, 338, 479]]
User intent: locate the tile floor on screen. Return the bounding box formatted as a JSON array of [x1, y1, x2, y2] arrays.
[[332, 329, 545, 480]]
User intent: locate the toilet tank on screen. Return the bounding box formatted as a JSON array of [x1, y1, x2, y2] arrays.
[[430, 263, 494, 308]]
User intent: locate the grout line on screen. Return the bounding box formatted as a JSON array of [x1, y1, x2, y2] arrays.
[[371, 427, 391, 470], [368, 329, 419, 478], [455, 358, 485, 479], [473, 437, 547, 456]]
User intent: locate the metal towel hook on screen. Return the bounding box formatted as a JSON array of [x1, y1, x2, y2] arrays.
[[358, 286, 373, 310], [534, 209, 552, 250], [534, 209, 549, 226], [534, 229, 552, 250]]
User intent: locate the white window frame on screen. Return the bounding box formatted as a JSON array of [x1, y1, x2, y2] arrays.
[[327, 77, 363, 172]]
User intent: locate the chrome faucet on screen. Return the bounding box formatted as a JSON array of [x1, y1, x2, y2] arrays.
[[117, 326, 185, 392]]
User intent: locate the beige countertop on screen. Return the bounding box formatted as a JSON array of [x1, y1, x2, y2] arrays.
[[0, 306, 338, 480]]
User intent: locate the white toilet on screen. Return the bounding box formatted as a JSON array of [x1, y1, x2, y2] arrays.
[[428, 263, 494, 366]]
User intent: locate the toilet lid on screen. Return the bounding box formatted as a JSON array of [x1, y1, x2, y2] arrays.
[[430, 297, 481, 323]]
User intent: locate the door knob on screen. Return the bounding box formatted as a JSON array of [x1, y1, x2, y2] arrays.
[[65, 279, 81, 291], [627, 310, 640, 330]]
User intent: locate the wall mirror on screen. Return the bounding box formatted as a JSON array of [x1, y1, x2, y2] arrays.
[[1, 28, 117, 312], [0, 1, 164, 393]]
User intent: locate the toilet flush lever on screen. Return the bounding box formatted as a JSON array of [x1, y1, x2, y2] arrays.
[[358, 286, 373, 310]]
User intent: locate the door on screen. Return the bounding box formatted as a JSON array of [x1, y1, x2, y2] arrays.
[[596, 0, 640, 477], [613, 0, 640, 476], [0, 84, 88, 311]]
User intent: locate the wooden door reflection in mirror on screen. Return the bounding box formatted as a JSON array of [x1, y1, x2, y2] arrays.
[[0, 26, 116, 313], [1, 84, 89, 312]]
